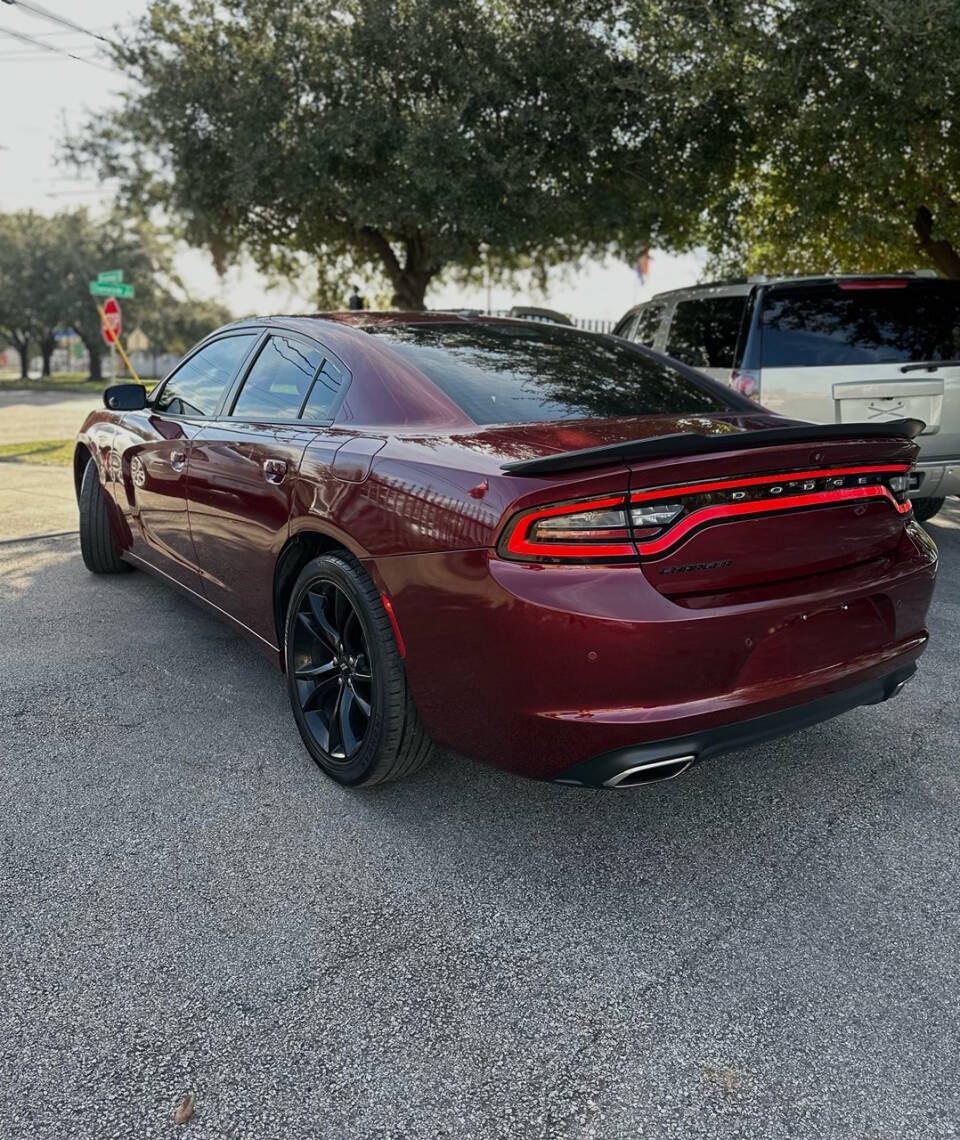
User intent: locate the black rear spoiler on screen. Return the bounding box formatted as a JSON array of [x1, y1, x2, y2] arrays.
[[501, 419, 925, 476]]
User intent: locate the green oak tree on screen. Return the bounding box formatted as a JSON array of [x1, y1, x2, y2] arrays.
[[689, 0, 960, 278], [70, 0, 749, 309]]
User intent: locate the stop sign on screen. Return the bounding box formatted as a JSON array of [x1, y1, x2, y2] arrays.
[[101, 297, 122, 346]]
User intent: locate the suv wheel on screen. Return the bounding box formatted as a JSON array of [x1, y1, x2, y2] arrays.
[[913, 497, 945, 523]]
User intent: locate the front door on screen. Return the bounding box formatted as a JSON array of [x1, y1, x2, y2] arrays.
[[113, 332, 259, 591], [186, 332, 333, 645]]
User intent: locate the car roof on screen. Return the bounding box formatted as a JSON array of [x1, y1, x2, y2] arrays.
[[199, 312, 622, 431], [619, 271, 943, 318]]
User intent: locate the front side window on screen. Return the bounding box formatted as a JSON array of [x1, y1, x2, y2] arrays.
[[155, 335, 256, 417], [232, 335, 323, 419], [666, 296, 746, 369], [367, 322, 731, 425]]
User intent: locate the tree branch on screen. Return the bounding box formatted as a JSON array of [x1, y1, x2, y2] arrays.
[[913, 205, 960, 278]]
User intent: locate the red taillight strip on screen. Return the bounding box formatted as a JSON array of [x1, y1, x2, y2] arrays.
[[630, 464, 911, 504], [636, 485, 911, 558], [503, 494, 635, 559]]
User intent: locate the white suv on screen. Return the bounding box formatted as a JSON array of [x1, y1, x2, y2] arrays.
[[615, 273, 960, 521]]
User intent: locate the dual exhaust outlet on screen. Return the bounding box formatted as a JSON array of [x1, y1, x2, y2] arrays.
[[603, 753, 696, 788]]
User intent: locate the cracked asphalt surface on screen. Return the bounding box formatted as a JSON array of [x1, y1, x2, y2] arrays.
[[1, 506, 958, 1139]]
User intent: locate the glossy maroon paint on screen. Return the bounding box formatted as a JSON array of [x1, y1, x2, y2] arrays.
[[75, 313, 938, 781]]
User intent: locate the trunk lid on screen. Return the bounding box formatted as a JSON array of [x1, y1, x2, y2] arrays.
[[627, 433, 917, 597]]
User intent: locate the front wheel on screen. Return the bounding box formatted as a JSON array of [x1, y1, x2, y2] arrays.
[[913, 496, 945, 523], [284, 553, 434, 786]]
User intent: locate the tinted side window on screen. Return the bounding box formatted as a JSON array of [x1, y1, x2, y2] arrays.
[[300, 357, 348, 422], [666, 297, 746, 369], [156, 335, 256, 417], [232, 335, 322, 419], [634, 303, 665, 347]]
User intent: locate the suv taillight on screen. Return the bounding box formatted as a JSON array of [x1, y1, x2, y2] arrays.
[[731, 368, 760, 397]]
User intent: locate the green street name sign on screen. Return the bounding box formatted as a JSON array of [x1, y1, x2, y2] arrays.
[[89, 280, 135, 299], [97, 269, 124, 283]]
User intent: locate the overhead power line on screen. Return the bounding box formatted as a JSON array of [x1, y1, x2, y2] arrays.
[[0, 0, 115, 45], [0, 23, 115, 70]]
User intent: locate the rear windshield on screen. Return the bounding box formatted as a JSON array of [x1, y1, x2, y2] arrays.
[[367, 322, 730, 424], [760, 283, 960, 366]]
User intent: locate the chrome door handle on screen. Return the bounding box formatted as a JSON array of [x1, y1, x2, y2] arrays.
[[169, 449, 186, 472], [263, 458, 287, 483]]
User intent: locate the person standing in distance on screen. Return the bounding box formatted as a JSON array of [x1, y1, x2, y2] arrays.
[[348, 285, 365, 310]]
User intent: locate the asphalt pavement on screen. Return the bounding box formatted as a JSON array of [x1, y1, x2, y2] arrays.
[[1, 507, 959, 1139]]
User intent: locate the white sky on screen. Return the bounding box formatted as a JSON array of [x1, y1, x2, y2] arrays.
[[0, 0, 706, 319]]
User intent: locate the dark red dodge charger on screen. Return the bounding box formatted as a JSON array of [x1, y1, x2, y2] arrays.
[[75, 313, 937, 788]]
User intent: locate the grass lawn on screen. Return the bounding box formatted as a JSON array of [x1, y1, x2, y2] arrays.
[[0, 438, 74, 466]]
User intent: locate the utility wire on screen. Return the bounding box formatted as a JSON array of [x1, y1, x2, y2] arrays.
[[0, 23, 115, 70], [0, 0, 115, 45]]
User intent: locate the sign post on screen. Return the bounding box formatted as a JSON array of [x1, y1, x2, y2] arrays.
[[89, 273, 140, 383]]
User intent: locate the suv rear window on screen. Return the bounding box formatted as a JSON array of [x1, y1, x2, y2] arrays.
[[368, 322, 731, 425], [760, 283, 960, 366], [666, 296, 746, 369]]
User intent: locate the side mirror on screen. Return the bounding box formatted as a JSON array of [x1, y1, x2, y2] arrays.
[[103, 383, 147, 411]]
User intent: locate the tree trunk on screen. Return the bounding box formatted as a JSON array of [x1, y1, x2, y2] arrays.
[[40, 334, 56, 378], [87, 347, 103, 383], [77, 332, 104, 382], [359, 226, 436, 310], [913, 206, 960, 277], [391, 271, 430, 310], [16, 341, 29, 380]]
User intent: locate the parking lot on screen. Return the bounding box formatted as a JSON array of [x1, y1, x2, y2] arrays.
[[1, 507, 958, 1139]]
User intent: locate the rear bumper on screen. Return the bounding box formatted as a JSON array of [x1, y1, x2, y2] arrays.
[[372, 523, 937, 781], [912, 458, 960, 498], [553, 662, 917, 788]]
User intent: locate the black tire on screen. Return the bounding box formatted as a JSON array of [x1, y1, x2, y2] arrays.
[[284, 552, 434, 786], [78, 459, 130, 574], [913, 496, 945, 523]]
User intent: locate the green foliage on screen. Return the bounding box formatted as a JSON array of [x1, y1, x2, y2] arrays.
[[71, 0, 745, 308], [690, 0, 960, 278], [0, 208, 233, 380]]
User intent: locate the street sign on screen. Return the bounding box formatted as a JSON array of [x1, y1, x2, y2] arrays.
[[89, 280, 135, 299], [101, 297, 121, 346], [97, 269, 124, 284]]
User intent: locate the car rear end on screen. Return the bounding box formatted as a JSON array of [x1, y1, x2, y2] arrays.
[[362, 318, 938, 786], [735, 276, 960, 511]]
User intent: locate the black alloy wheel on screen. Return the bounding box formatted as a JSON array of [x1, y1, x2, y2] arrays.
[[284, 553, 434, 786], [292, 581, 373, 763]]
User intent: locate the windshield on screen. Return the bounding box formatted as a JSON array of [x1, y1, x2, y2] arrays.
[[760, 283, 960, 366], [368, 322, 730, 425]]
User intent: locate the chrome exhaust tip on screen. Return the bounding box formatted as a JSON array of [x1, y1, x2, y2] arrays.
[[603, 754, 696, 788]]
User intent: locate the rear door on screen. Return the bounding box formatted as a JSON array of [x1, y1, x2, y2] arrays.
[[186, 330, 349, 645], [114, 332, 258, 590], [755, 279, 960, 461], [664, 293, 749, 383]]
